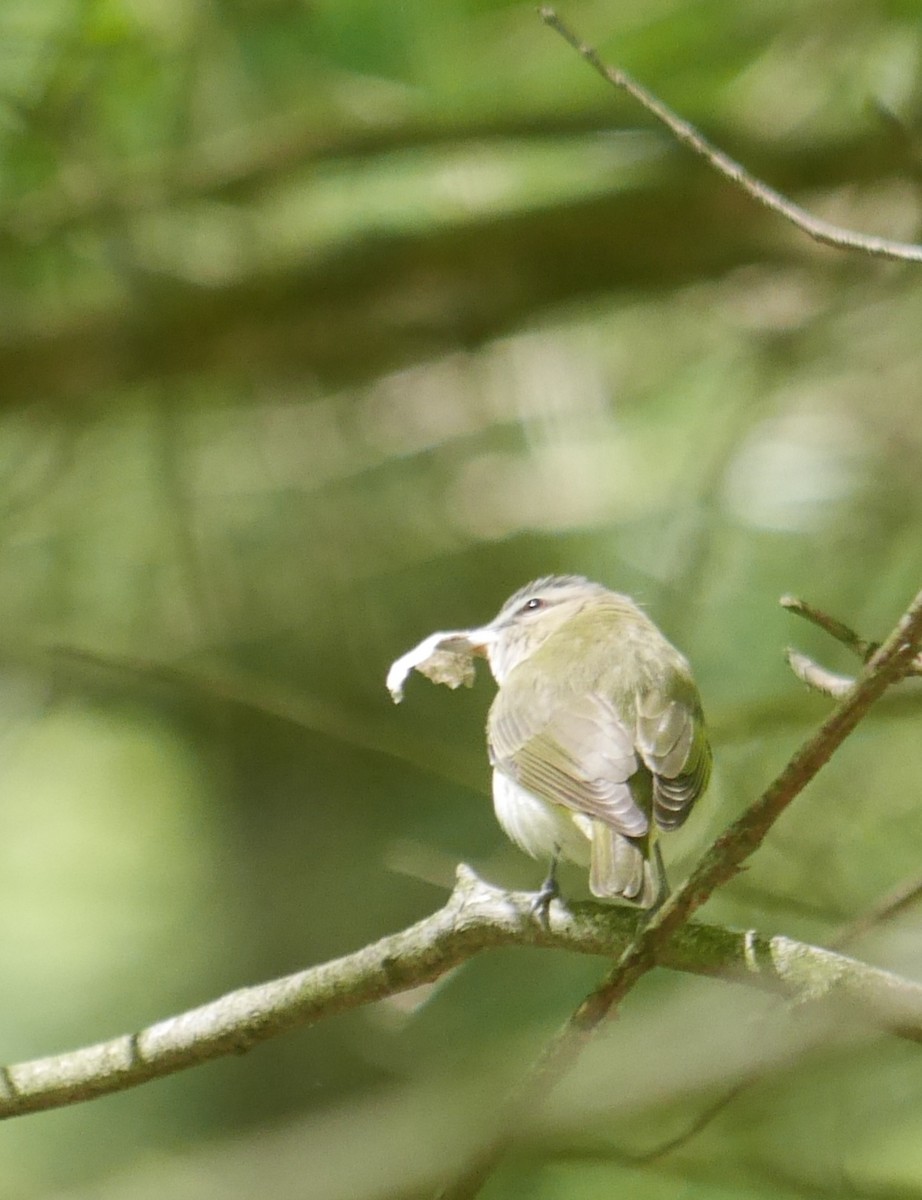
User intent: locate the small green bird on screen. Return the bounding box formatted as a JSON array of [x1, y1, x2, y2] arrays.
[[476, 575, 711, 910]]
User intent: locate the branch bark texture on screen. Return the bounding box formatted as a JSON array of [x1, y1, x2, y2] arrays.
[[1, 866, 922, 1121]]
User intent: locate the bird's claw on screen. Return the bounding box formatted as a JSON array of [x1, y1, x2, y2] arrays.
[[529, 877, 560, 927]]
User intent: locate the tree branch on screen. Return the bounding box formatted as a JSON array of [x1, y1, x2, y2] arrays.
[[435, 585, 922, 1198], [538, 7, 922, 264], [3, 865, 922, 1120]]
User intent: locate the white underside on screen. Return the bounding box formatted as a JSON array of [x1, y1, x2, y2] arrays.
[[492, 770, 591, 866]]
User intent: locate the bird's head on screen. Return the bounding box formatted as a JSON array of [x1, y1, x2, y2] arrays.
[[472, 575, 615, 684]]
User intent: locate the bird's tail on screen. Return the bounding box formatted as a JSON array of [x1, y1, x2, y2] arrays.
[[589, 822, 668, 910]]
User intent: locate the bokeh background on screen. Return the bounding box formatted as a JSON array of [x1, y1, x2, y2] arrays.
[[1, 0, 921, 1197]]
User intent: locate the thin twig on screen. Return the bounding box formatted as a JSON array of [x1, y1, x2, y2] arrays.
[[538, 7, 922, 264], [834, 873, 922, 948], [435, 586, 922, 1199], [785, 648, 854, 698], [780, 596, 877, 660], [621, 1076, 756, 1164]]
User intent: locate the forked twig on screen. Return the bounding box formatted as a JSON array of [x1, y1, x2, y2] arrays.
[[782, 595, 922, 697]]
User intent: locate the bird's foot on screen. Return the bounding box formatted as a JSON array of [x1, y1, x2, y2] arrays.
[[529, 875, 560, 928]]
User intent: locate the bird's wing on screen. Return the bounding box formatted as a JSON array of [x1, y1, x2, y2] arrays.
[[635, 678, 711, 831], [488, 687, 649, 837]]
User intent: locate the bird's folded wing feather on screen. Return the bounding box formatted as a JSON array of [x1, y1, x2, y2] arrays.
[[635, 682, 711, 831], [489, 690, 649, 837]]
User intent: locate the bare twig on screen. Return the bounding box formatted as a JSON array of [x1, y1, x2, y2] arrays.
[[435, 586, 922, 1199], [538, 7, 922, 264], [780, 596, 877, 660], [621, 1077, 755, 1164], [1, 867, 921, 1120], [785, 648, 854, 698]]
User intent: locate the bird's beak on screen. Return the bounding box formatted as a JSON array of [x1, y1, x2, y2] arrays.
[[465, 624, 497, 657]]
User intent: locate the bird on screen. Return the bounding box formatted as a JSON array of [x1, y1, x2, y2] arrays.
[[474, 575, 711, 911]]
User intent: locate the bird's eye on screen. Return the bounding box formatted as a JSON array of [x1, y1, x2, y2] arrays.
[[520, 596, 544, 613]]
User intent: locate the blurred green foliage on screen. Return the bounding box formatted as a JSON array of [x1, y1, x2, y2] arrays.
[[0, 0, 921, 1196]]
